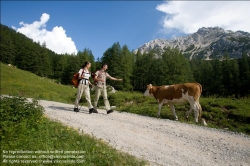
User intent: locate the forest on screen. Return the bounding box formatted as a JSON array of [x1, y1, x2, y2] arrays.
[[1, 24, 250, 97]]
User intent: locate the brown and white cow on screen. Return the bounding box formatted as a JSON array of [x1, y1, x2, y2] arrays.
[[144, 83, 207, 126]]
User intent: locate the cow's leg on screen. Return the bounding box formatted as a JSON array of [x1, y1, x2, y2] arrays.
[[169, 104, 178, 121], [186, 100, 199, 123], [157, 102, 163, 117], [186, 108, 193, 121], [193, 102, 200, 123], [197, 102, 207, 125]]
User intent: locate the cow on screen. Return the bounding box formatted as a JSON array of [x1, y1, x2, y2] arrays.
[[143, 83, 207, 126]]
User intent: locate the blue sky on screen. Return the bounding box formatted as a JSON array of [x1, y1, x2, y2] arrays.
[[1, 1, 250, 60]]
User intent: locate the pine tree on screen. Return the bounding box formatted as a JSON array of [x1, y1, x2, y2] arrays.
[[119, 45, 134, 90], [198, 60, 213, 95], [210, 59, 223, 95], [61, 56, 80, 85], [221, 54, 238, 96], [54, 55, 68, 82], [40, 42, 52, 77], [0, 25, 15, 64], [101, 42, 123, 89], [239, 52, 250, 96], [161, 47, 194, 85], [132, 50, 145, 91]]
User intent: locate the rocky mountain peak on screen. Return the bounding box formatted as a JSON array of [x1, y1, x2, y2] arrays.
[[135, 27, 250, 60]]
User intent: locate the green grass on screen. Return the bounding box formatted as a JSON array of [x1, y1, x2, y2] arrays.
[[200, 97, 250, 133], [0, 96, 147, 166], [107, 91, 250, 135], [0, 63, 148, 166], [0, 63, 76, 103]]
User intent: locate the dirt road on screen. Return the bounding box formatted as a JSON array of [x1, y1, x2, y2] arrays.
[[39, 100, 250, 166]]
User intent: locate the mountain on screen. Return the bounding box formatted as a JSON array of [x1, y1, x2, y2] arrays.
[[135, 27, 250, 60]]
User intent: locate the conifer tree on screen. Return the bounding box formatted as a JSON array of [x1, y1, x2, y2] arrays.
[[238, 52, 250, 96], [119, 45, 134, 90], [161, 47, 194, 84], [210, 59, 223, 95], [132, 50, 145, 90], [221, 54, 233, 96], [101, 42, 123, 89], [198, 60, 213, 95]]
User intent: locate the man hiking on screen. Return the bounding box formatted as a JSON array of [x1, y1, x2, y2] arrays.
[[93, 63, 122, 114]]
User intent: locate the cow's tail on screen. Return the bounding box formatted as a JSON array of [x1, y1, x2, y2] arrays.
[[197, 82, 202, 95], [197, 83, 207, 126]]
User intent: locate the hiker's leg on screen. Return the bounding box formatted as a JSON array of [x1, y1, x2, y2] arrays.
[[84, 85, 94, 109], [102, 86, 111, 111], [74, 83, 84, 108], [94, 86, 102, 109]]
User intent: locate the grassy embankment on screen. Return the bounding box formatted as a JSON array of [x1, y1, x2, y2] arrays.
[[109, 92, 250, 135]]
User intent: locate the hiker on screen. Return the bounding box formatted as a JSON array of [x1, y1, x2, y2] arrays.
[[93, 63, 122, 114], [73, 61, 98, 114]]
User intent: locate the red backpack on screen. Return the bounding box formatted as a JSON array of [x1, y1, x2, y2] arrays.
[[71, 72, 80, 88]]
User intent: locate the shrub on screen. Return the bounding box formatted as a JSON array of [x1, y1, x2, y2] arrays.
[[0, 96, 44, 140], [0, 96, 147, 166]]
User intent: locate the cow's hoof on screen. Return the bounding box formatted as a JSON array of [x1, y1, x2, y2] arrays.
[[202, 118, 207, 126]]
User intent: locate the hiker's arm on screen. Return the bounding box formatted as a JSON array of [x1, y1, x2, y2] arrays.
[[107, 73, 122, 81], [109, 76, 122, 81], [88, 80, 93, 86]]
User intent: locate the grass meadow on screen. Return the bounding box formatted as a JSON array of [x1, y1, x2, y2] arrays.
[[109, 92, 250, 134], [1, 62, 250, 165]]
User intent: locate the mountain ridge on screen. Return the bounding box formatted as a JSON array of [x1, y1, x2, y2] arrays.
[[135, 27, 250, 59]]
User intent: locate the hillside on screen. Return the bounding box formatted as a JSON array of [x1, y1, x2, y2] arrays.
[[135, 27, 250, 59], [0, 62, 77, 103]]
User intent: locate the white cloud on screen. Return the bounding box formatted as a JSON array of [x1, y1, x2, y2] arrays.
[[156, 1, 250, 35], [12, 13, 78, 55]]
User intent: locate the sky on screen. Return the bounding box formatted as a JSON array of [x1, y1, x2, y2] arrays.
[[1, 1, 250, 60]]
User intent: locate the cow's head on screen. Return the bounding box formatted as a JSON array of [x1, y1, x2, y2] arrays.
[[143, 84, 154, 97]]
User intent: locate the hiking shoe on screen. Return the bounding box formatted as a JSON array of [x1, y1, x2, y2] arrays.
[[107, 110, 113, 114], [92, 108, 98, 113], [89, 108, 98, 114], [74, 108, 79, 112]]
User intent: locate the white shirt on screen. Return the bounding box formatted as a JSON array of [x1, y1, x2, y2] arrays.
[[79, 69, 90, 84]]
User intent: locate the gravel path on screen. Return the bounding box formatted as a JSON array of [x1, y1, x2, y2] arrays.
[[39, 99, 250, 166]]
